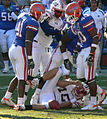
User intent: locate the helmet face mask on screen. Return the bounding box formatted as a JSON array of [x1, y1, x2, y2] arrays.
[[73, 85, 88, 99], [50, 0, 66, 18], [30, 3, 45, 21], [54, 9, 64, 18]]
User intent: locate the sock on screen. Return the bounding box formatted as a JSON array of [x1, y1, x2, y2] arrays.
[[34, 88, 41, 96], [97, 85, 103, 94], [25, 84, 30, 93], [18, 97, 24, 104], [23, 85, 30, 104], [91, 96, 97, 104], [4, 60, 9, 70], [4, 91, 12, 99]]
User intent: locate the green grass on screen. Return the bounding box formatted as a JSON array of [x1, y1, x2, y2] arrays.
[[0, 75, 107, 119]]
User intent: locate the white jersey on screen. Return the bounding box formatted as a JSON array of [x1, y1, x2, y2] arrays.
[[33, 9, 63, 48], [54, 85, 76, 104], [83, 8, 105, 33]]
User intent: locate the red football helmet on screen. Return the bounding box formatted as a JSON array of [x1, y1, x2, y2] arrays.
[[50, 0, 66, 18], [65, 2, 82, 24], [74, 0, 85, 7], [30, 3, 45, 21], [73, 85, 88, 99]]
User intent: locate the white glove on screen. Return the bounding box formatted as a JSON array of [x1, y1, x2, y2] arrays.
[[26, 78, 39, 89]]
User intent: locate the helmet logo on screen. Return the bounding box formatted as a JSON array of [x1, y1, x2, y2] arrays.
[[68, 6, 79, 14], [53, 2, 59, 7], [36, 6, 45, 12]]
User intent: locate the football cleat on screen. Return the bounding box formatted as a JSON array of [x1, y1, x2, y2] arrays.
[[81, 103, 100, 111], [1, 97, 16, 107], [30, 88, 41, 105], [14, 104, 25, 111], [98, 89, 106, 104], [61, 64, 70, 76], [1, 68, 9, 73]]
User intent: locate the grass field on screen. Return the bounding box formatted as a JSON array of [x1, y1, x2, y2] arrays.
[[0, 75, 107, 119]]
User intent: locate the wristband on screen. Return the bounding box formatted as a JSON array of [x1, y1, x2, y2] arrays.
[[62, 52, 68, 60], [91, 44, 98, 48], [28, 56, 32, 59]]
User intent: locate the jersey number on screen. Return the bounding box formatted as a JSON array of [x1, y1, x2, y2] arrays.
[[15, 20, 25, 37], [78, 31, 86, 42], [58, 88, 70, 102], [1, 12, 12, 21]]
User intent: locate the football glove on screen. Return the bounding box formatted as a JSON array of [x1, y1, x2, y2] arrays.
[[73, 51, 78, 64], [28, 59, 35, 69], [86, 53, 94, 66], [64, 59, 72, 71]]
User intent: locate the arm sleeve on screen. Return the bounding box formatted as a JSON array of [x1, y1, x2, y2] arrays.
[[81, 16, 96, 32], [40, 20, 60, 36]]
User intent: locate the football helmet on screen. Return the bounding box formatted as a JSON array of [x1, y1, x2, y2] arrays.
[[73, 84, 88, 99], [50, 0, 66, 18], [30, 3, 45, 21], [65, 2, 82, 24], [74, 0, 85, 7]]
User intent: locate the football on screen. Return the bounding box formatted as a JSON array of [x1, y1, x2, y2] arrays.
[[48, 100, 60, 110]]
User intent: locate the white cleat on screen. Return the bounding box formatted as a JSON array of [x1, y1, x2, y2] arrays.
[[102, 97, 107, 104], [61, 64, 70, 76], [1, 97, 16, 107], [1, 68, 9, 73], [98, 89, 106, 104], [30, 88, 41, 105], [14, 104, 25, 111], [81, 103, 100, 111]]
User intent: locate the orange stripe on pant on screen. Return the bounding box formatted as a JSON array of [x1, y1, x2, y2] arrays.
[[22, 47, 27, 81]]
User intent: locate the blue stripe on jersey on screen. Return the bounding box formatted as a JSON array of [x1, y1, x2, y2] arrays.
[[99, 9, 104, 15]]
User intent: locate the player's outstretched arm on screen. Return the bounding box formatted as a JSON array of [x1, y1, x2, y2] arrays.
[[57, 80, 82, 88]]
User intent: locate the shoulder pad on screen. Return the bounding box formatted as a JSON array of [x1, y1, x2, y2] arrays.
[[83, 9, 90, 15], [98, 8, 104, 15]]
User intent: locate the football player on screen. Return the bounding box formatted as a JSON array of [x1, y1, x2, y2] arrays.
[[14, 68, 90, 111], [29, 0, 67, 105], [0, 0, 19, 73], [60, 2, 104, 110], [1, 3, 45, 107]]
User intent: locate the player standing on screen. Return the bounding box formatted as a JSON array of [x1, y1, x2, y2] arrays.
[[0, 0, 19, 73], [60, 2, 103, 110], [1, 3, 45, 107]]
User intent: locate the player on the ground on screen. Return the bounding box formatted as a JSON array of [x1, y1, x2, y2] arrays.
[[14, 68, 92, 111], [1, 3, 46, 107]]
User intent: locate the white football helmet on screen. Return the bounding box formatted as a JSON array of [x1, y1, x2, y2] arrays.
[[50, 0, 66, 18]]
